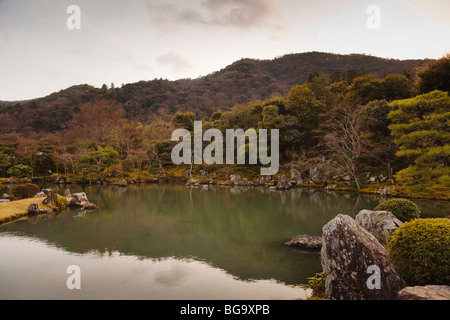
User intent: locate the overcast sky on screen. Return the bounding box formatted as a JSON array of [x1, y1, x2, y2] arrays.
[[0, 0, 449, 101]]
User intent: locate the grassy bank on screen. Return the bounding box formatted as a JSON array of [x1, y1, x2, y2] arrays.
[[0, 197, 46, 225]]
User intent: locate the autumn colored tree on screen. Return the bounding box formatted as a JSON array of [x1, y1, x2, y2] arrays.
[[67, 99, 125, 145]]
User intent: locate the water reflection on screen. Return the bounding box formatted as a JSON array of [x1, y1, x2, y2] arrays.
[[0, 184, 445, 299], [0, 234, 308, 300]]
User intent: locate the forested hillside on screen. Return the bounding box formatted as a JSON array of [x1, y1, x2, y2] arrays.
[[0, 52, 427, 138], [1, 52, 448, 199]]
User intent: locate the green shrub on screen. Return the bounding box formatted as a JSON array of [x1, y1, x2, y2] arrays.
[[55, 195, 70, 209], [7, 164, 32, 178], [387, 218, 450, 286], [14, 184, 39, 199], [374, 198, 420, 222], [302, 272, 326, 298]]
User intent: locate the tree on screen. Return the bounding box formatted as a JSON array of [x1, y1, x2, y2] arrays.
[[321, 103, 365, 190], [67, 99, 125, 144], [285, 85, 324, 151], [362, 100, 398, 183], [77, 146, 119, 185], [306, 73, 334, 105], [417, 54, 450, 94], [350, 74, 383, 104], [0, 152, 11, 177], [130, 147, 149, 179], [171, 111, 196, 131], [35, 138, 57, 175], [260, 105, 302, 156], [381, 74, 412, 101], [148, 140, 174, 178], [7, 164, 32, 178], [388, 90, 450, 186], [17, 140, 38, 178]]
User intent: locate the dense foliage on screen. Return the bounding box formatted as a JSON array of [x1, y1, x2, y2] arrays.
[[388, 91, 450, 187], [0, 52, 425, 137], [373, 198, 420, 222], [0, 52, 448, 197], [387, 218, 450, 286]]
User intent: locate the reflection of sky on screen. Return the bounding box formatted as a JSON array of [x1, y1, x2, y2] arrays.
[[0, 0, 449, 100], [0, 234, 308, 300]]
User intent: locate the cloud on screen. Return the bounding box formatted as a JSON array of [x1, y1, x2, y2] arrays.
[[146, 0, 287, 31], [147, 2, 206, 30], [204, 0, 279, 28], [156, 52, 194, 73]]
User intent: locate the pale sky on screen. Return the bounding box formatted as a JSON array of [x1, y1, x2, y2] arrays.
[[0, 0, 449, 101]]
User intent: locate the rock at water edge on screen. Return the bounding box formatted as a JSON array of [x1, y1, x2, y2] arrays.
[[321, 214, 405, 300]]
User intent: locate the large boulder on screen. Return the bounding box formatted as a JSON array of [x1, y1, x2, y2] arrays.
[[355, 210, 403, 245], [284, 235, 322, 251], [69, 192, 98, 210], [321, 214, 405, 300], [397, 285, 450, 300]]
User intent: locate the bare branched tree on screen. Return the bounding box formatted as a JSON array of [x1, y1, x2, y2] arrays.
[[321, 103, 364, 190]]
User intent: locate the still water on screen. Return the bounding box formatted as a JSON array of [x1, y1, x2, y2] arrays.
[[0, 184, 446, 299]]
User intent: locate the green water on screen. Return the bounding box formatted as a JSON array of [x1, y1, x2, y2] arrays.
[[0, 184, 446, 299]]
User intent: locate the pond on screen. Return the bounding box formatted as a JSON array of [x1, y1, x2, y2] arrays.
[[0, 184, 446, 299]]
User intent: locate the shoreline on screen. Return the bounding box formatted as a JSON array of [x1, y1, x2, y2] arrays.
[[0, 197, 46, 225], [1, 175, 448, 201], [1, 180, 448, 226]]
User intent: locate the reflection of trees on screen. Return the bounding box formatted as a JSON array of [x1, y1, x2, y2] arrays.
[[1, 185, 425, 285]]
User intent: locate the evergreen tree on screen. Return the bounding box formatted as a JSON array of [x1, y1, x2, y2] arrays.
[[388, 90, 450, 186]]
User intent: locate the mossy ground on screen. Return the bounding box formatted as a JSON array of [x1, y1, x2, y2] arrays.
[[0, 195, 72, 225], [0, 197, 46, 224], [361, 183, 449, 201]]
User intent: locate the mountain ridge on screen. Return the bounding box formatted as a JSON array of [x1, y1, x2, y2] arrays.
[[0, 51, 430, 137]]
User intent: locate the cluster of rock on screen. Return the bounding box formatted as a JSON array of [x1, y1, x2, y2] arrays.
[[27, 188, 98, 216], [68, 192, 98, 210], [186, 178, 216, 187], [285, 210, 449, 300], [6, 177, 17, 184], [365, 173, 390, 184]]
